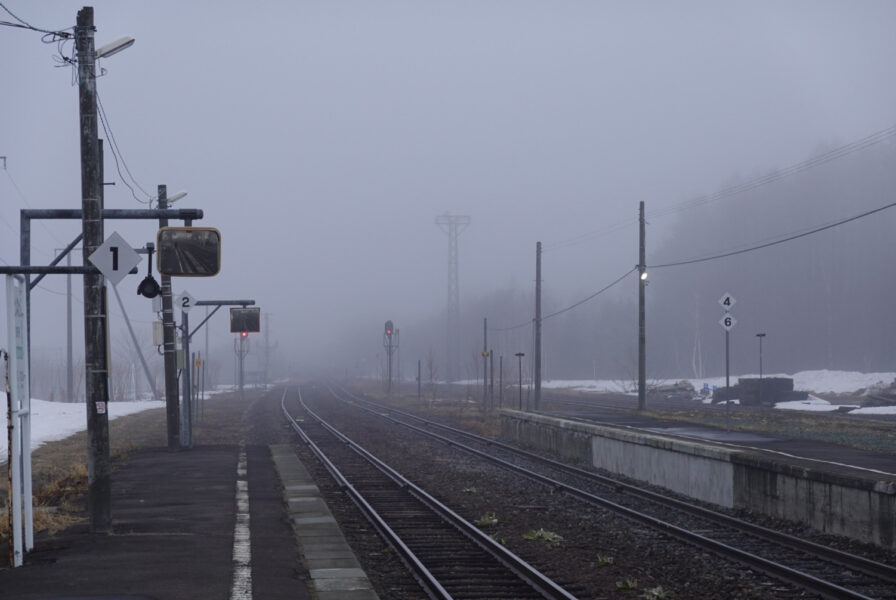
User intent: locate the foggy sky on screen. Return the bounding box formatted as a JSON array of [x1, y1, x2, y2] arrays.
[[3, 1, 896, 380]]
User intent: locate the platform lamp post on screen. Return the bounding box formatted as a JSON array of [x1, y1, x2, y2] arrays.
[[756, 333, 766, 405], [515, 352, 525, 410]]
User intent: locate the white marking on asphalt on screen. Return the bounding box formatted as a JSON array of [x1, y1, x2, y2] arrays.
[[230, 448, 252, 600]]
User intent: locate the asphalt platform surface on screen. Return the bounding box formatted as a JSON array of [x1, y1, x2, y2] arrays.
[[0, 444, 312, 600]]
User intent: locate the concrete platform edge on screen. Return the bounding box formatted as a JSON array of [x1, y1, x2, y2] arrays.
[[500, 410, 896, 549], [269, 444, 380, 599]]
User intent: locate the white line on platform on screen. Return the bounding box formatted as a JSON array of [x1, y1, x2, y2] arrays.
[[230, 448, 252, 600]]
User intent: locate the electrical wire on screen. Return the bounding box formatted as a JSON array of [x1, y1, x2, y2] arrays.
[[543, 267, 637, 320], [0, 2, 70, 37], [3, 165, 67, 253], [490, 318, 533, 333], [490, 266, 638, 332], [650, 200, 896, 269], [96, 91, 153, 204]]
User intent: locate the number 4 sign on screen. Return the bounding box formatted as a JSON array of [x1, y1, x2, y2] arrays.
[[718, 292, 736, 312]]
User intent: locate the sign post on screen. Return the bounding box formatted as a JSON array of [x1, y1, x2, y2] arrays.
[[176, 291, 197, 447], [6, 274, 32, 567], [718, 292, 737, 432]]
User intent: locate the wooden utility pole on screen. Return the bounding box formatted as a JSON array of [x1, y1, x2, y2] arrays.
[[76, 6, 111, 532], [482, 318, 488, 403], [534, 241, 542, 410], [158, 185, 180, 449], [638, 201, 647, 411]]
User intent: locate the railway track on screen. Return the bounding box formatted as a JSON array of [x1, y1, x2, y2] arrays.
[[330, 383, 896, 600], [281, 386, 578, 600]]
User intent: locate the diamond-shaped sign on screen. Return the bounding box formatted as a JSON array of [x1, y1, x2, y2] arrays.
[[176, 291, 197, 313], [88, 232, 141, 286], [718, 292, 736, 312], [719, 314, 737, 331]]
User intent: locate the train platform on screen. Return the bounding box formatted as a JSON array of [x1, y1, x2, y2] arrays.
[[507, 405, 896, 548], [550, 407, 896, 483], [0, 443, 377, 600]]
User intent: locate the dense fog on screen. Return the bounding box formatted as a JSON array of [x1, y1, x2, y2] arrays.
[[3, 2, 896, 397]]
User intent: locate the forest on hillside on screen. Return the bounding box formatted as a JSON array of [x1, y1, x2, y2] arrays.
[[389, 136, 896, 383]]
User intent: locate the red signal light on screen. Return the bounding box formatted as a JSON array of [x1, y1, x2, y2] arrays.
[[240, 331, 248, 338]]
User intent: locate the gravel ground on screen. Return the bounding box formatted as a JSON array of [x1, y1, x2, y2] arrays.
[[6, 383, 892, 599], [298, 386, 817, 599]]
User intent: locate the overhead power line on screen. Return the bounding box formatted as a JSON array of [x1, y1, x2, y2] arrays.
[[0, 2, 70, 37], [490, 266, 637, 332], [96, 92, 153, 204], [542, 267, 637, 321], [650, 200, 896, 269]]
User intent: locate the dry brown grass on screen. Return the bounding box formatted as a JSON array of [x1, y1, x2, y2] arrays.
[[1, 404, 169, 540]]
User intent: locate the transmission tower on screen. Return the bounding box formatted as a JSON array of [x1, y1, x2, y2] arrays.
[[435, 213, 471, 382]]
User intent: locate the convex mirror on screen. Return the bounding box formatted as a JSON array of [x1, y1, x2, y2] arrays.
[[157, 227, 221, 277]]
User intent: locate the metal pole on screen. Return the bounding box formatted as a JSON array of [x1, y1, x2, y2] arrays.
[[638, 201, 647, 411], [204, 306, 209, 399], [387, 336, 393, 395], [66, 253, 73, 402], [158, 186, 180, 449], [757, 333, 766, 406], [417, 359, 421, 403], [483, 318, 488, 403], [725, 329, 730, 432], [181, 311, 192, 447], [489, 350, 494, 410], [516, 352, 524, 410], [76, 7, 112, 532], [239, 335, 245, 401], [110, 284, 159, 401], [499, 355, 503, 407], [535, 241, 542, 410]]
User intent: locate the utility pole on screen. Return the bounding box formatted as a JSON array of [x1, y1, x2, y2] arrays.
[[158, 185, 180, 449], [499, 355, 503, 407], [489, 349, 494, 409], [482, 317, 488, 403], [638, 201, 647, 411], [435, 213, 471, 382], [262, 312, 277, 387], [76, 6, 111, 532], [534, 241, 542, 410]]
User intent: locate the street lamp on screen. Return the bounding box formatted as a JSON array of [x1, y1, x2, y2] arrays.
[[96, 36, 135, 59], [756, 333, 766, 405], [515, 352, 525, 410]]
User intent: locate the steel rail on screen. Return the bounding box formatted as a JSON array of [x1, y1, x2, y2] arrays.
[[332, 384, 889, 600], [345, 387, 896, 582], [281, 386, 577, 600], [280, 388, 451, 599]]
